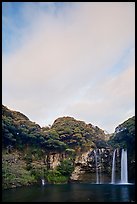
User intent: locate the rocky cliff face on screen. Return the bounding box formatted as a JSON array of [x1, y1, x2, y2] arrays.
[[2, 105, 135, 189], [70, 148, 122, 183], [108, 116, 135, 182], [45, 152, 66, 170]]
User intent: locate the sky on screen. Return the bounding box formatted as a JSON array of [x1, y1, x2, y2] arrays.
[[2, 2, 135, 133]]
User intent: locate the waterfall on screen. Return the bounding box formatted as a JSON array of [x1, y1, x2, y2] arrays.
[[41, 179, 45, 186], [94, 150, 99, 184], [99, 149, 102, 183], [111, 149, 116, 184], [121, 149, 128, 183]]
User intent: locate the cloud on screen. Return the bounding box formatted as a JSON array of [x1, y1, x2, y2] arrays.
[[2, 2, 135, 132], [64, 45, 135, 131]]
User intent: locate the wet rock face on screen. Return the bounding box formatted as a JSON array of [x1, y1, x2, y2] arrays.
[[49, 153, 61, 169], [70, 166, 82, 181], [45, 152, 66, 170], [44, 148, 133, 183], [74, 149, 93, 166], [71, 148, 121, 182], [87, 148, 113, 174]]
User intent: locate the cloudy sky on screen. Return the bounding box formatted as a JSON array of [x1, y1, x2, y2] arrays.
[[2, 2, 135, 133]]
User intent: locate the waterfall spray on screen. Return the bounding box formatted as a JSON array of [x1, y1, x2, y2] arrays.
[[111, 149, 116, 184], [121, 149, 128, 183], [94, 150, 99, 184], [41, 179, 45, 186], [99, 149, 102, 183]]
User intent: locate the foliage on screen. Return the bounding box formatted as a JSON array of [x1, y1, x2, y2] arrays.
[[57, 159, 74, 176], [2, 152, 37, 189], [108, 116, 135, 181], [2, 105, 67, 152], [2, 106, 109, 153], [95, 139, 109, 148], [30, 167, 47, 180], [108, 116, 135, 151], [46, 170, 69, 183], [51, 116, 107, 150], [2, 105, 135, 187], [65, 148, 76, 157]]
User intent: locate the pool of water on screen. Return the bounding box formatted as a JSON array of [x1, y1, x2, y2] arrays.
[[2, 183, 135, 202]]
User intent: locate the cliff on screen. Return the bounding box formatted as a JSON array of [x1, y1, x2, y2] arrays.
[[2, 105, 135, 189]]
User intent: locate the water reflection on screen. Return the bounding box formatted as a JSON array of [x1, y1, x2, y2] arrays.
[[120, 186, 129, 201], [2, 184, 135, 202]]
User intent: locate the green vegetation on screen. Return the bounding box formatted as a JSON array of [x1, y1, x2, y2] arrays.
[[108, 116, 135, 150], [108, 116, 135, 181], [57, 159, 74, 176], [51, 116, 107, 150], [2, 105, 135, 188], [43, 159, 74, 183], [2, 105, 107, 154], [2, 150, 37, 189], [46, 170, 69, 183]]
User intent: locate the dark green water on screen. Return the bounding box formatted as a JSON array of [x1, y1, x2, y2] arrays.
[[2, 183, 135, 202]]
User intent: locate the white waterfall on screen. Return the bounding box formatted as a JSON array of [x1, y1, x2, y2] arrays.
[[111, 149, 116, 184], [94, 150, 99, 184], [99, 149, 102, 183], [121, 149, 128, 183], [41, 179, 45, 186]]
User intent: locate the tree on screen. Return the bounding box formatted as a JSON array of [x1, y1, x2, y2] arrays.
[[57, 159, 74, 176]]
